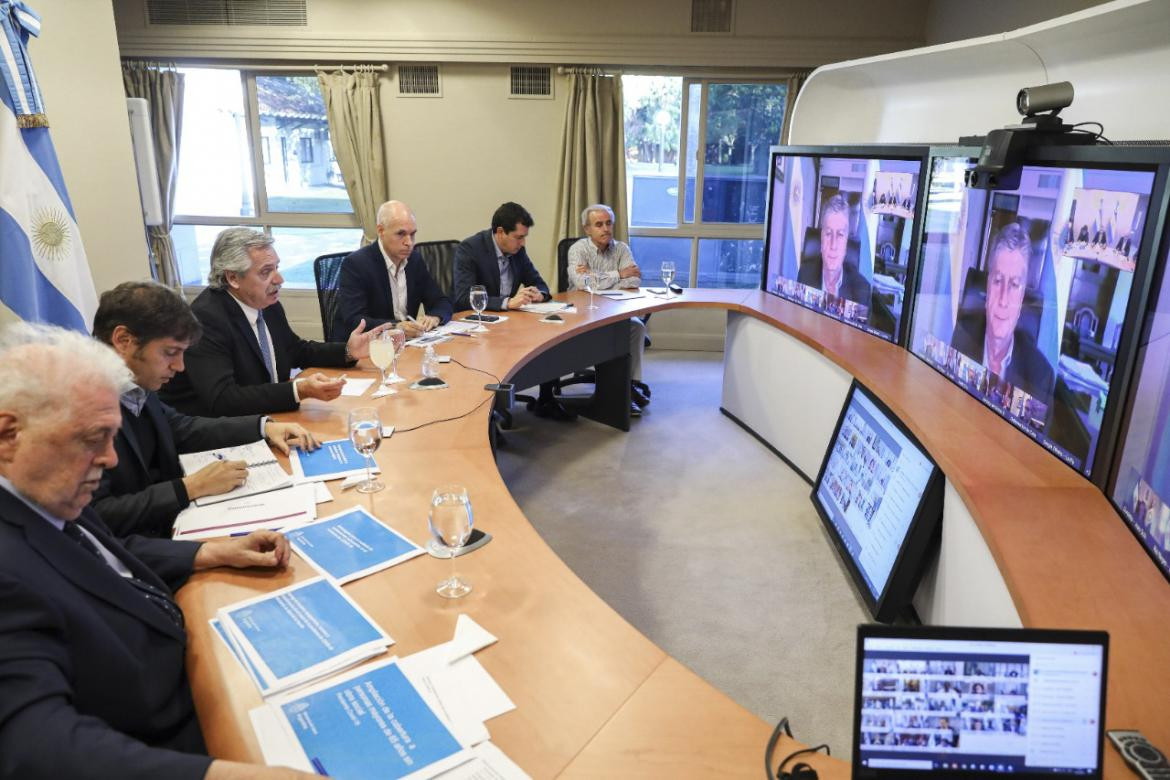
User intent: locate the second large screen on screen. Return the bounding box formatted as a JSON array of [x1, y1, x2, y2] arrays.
[[764, 152, 924, 342], [908, 156, 1157, 476]]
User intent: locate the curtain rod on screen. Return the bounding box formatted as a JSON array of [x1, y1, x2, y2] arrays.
[[122, 60, 388, 73], [557, 66, 620, 76]]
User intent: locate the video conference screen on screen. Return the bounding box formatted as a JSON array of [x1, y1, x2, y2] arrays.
[[813, 383, 940, 620], [908, 156, 1157, 476], [1111, 236, 1170, 581], [764, 151, 924, 342], [855, 629, 1108, 777]]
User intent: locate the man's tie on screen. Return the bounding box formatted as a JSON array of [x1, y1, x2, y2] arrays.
[[255, 309, 277, 382], [62, 522, 185, 630]]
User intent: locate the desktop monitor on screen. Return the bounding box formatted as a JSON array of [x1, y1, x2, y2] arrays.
[[853, 624, 1109, 779], [1110, 219, 1170, 583], [907, 145, 1167, 480], [811, 380, 943, 623], [762, 145, 928, 343]]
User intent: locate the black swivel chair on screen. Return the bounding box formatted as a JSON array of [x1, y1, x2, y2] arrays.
[[415, 239, 459, 297], [313, 251, 349, 342]]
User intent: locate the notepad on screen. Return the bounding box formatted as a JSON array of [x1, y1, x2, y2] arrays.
[[178, 440, 293, 506], [172, 483, 317, 540]]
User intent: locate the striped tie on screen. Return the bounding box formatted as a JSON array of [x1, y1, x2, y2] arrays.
[[256, 309, 276, 382]]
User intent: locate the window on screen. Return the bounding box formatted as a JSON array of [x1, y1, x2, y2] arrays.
[[173, 68, 362, 289], [623, 75, 787, 289]]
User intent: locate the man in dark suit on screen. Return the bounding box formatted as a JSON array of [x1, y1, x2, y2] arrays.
[[161, 227, 389, 417], [797, 193, 872, 306], [950, 222, 1055, 401], [334, 200, 453, 339], [91, 282, 320, 538], [0, 322, 315, 780], [452, 202, 570, 420]]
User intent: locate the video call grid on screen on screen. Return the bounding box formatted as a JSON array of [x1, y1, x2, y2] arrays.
[[762, 147, 927, 344], [907, 152, 1160, 478], [815, 386, 935, 602], [1111, 222, 1170, 583], [855, 629, 1108, 778]]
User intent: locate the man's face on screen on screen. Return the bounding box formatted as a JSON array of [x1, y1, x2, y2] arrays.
[[820, 209, 849, 273], [986, 247, 1028, 345]]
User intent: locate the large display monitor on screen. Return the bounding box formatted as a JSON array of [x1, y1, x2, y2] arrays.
[[1110, 219, 1170, 583], [907, 145, 1168, 479], [812, 380, 943, 622], [762, 145, 928, 343], [853, 624, 1109, 779]]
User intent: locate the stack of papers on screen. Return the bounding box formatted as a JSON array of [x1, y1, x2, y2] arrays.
[[173, 482, 317, 540], [179, 441, 292, 506], [213, 577, 392, 696], [291, 439, 381, 482], [597, 290, 643, 301], [286, 507, 425, 585], [517, 301, 573, 314]]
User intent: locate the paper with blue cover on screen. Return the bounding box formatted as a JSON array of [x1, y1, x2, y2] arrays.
[[254, 657, 472, 780], [290, 438, 382, 482], [286, 506, 425, 584], [216, 576, 392, 696]]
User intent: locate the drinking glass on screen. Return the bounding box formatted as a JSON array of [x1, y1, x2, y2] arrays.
[[429, 485, 474, 598], [369, 330, 395, 389], [385, 328, 407, 384], [469, 285, 489, 331], [347, 407, 383, 493], [584, 272, 599, 310], [660, 261, 676, 290]]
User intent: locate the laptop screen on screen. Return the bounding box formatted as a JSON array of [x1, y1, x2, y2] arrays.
[[854, 625, 1108, 779]]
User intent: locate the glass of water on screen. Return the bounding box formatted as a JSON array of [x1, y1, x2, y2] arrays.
[[369, 330, 396, 389], [385, 328, 407, 384], [584, 272, 599, 310], [469, 284, 489, 331], [660, 261, 676, 290], [347, 407, 383, 493], [428, 485, 474, 598]]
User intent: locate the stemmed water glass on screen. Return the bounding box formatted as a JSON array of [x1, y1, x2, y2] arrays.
[[660, 261, 676, 291], [469, 284, 489, 332], [384, 328, 407, 384], [347, 407, 383, 493], [583, 271, 600, 310], [369, 330, 396, 392], [428, 484, 474, 598]]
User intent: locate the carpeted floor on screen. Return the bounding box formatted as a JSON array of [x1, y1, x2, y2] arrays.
[[496, 349, 868, 761]]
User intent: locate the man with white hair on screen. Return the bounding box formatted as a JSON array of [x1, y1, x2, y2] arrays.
[[334, 200, 453, 339], [0, 323, 315, 780], [161, 227, 388, 417], [568, 203, 651, 411]]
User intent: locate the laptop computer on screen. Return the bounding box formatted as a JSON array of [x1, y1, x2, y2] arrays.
[[853, 624, 1108, 779]]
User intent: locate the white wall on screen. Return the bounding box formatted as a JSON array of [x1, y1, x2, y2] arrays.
[[924, 0, 1111, 45]]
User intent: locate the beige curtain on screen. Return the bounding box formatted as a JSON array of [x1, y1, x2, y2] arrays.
[[780, 70, 812, 144], [554, 72, 629, 276], [122, 62, 184, 287], [316, 68, 388, 244]]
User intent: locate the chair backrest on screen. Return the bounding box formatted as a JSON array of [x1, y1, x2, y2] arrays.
[[556, 237, 581, 293], [415, 240, 459, 297], [313, 251, 349, 342]]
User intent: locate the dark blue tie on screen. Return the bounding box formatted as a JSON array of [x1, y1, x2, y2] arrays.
[[255, 310, 276, 382]]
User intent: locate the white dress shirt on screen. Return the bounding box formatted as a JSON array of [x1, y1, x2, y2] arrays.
[[377, 239, 410, 322]]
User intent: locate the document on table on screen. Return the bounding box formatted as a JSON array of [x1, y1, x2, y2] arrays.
[[251, 657, 472, 780], [285, 506, 425, 585], [290, 438, 381, 482], [432, 743, 531, 780], [406, 331, 452, 347], [517, 301, 573, 314], [340, 377, 378, 396], [172, 483, 317, 540], [216, 576, 392, 696], [597, 290, 643, 300], [179, 440, 293, 506]]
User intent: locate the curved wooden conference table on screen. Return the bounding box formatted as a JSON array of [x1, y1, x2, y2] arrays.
[[181, 289, 1170, 779]]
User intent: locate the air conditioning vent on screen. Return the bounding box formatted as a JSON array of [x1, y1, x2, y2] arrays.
[[146, 0, 307, 26], [510, 66, 552, 99], [691, 0, 733, 33], [397, 65, 441, 97]]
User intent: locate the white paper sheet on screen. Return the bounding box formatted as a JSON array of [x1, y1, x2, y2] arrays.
[[339, 377, 377, 396], [448, 615, 498, 663], [172, 483, 317, 539], [432, 743, 531, 780]]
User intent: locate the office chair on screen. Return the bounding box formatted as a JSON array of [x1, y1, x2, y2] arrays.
[[415, 239, 459, 297], [313, 251, 349, 342]]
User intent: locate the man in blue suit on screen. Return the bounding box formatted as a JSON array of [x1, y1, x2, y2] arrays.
[[453, 202, 571, 420], [0, 323, 314, 780], [334, 200, 453, 339]]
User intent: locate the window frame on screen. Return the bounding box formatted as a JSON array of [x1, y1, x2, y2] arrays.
[[172, 66, 360, 295]]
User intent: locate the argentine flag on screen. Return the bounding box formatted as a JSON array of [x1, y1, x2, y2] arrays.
[[0, 1, 97, 332]]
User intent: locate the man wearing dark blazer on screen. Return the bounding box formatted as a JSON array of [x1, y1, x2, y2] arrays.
[[452, 202, 571, 420], [91, 282, 319, 538], [334, 200, 453, 339], [160, 227, 389, 417], [0, 322, 312, 780]]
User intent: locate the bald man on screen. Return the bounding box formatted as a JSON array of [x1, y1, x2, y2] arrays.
[[334, 200, 454, 339]]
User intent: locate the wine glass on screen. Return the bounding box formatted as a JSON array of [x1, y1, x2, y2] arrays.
[[660, 261, 676, 291], [369, 330, 396, 390], [385, 328, 407, 384], [583, 271, 599, 310], [428, 485, 473, 598], [469, 285, 489, 332], [347, 407, 383, 493]]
